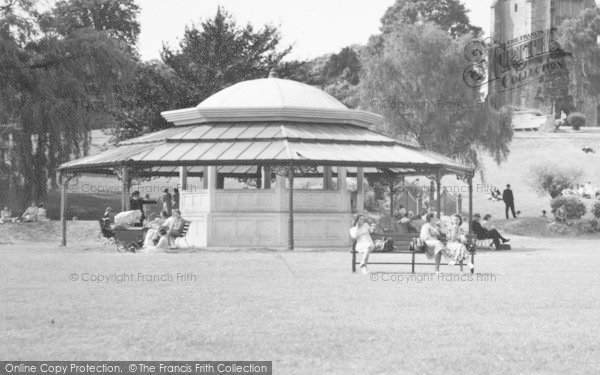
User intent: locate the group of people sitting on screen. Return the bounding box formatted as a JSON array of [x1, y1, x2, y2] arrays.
[[141, 209, 188, 252], [0, 201, 48, 223], [101, 204, 188, 253], [351, 211, 510, 274], [562, 182, 598, 199]]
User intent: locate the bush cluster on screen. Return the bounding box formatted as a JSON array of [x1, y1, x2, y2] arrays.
[[567, 112, 586, 130], [591, 200, 600, 219], [550, 196, 587, 219]]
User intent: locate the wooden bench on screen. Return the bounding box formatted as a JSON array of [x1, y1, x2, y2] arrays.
[[170, 221, 191, 248], [351, 233, 477, 273]]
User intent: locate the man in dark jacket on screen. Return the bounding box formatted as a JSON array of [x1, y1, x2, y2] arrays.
[[471, 214, 509, 249], [502, 184, 516, 219]]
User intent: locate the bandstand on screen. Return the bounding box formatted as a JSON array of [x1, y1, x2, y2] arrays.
[[58, 75, 475, 249]]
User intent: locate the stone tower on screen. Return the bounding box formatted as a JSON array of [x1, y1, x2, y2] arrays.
[[489, 0, 597, 123]]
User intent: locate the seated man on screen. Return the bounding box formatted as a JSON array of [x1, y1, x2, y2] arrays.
[[20, 201, 38, 222], [163, 209, 188, 245], [471, 213, 509, 250]]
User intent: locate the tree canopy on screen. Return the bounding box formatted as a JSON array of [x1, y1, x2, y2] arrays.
[[380, 0, 482, 38], [0, 0, 137, 203], [360, 23, 512, 170], [160, 7, 291, 109]]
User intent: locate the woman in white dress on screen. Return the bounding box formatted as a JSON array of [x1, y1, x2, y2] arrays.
[[350, 214, 376, 274], [445, 214, 474, 270], [419, 213, 447, 273]]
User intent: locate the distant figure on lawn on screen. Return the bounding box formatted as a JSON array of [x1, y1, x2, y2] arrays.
[[102, 207, 113, 225], [20, 201, 38, 222], [36, 203, 49, 222], [130, 191, 153, 225], [488, 186, 502, 201], [172, 188, 180, 210], [161, 188, 172, 216], [554, 204, 568, 225], [1, 206, 14, 223], [471, 213, 510, 250], [139, 226, 169, 253], [350, 214, 376, 274], [502, 184, 516, 219]]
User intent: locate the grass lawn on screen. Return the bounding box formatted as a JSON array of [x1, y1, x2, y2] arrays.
[[1, 222, 600, 373]]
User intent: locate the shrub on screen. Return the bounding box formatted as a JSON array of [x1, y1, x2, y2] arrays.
[[592, 200, 600, 219], [528, 162, 584, 198], [550, 196, 587, 219], [567, 112, 586, 130]]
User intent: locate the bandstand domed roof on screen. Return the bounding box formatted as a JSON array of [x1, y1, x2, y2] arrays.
[[198, 78, 347, 110], [161, 77, 381, 127]]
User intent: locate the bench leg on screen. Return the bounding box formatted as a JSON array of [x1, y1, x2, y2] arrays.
[[411, 251, 415, 273], [352, 250, 356, 273], [471, 253, 475, 274], [459, 259, 463, 273]]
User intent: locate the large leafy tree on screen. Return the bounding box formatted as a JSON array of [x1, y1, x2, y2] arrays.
[[160, 7, 291, 108], [381, 0, 481, 38], [559, 8, 600, 109], [0, 0, 137, 203], [110, 60, 189, 141], [360, 23, 513, 169]]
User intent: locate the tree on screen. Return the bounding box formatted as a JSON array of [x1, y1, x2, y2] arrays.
[[528, 162, 584, 198], [110, 60, 189, 141], [559, 8, 600, 111], [380, 0, 481, 38], [0, 0, 137, 204], [360, 23, 513, 169], [42, 0, 140, 48], [160, 7, 291, 108], [322, 46, 361, 85]]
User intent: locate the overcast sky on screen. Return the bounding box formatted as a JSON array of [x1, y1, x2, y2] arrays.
[[137, 0, 492, 62]]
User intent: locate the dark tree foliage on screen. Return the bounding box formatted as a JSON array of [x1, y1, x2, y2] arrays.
[[160, 7, 291, 109], [321, 46, 361, 85], [0, 0, 136, 204], [360, 23, 513, 170], [381, 0, 482, 38]]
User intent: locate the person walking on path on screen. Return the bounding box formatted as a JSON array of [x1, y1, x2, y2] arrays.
[[502, 184, 516, 219]]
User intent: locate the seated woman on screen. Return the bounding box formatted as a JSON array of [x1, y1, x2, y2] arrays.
[[20, 201, 38, 222], [36, 203, 49, 222], [349, 214, 376, 274], [163, 209, 187, 244], [419, 213, 447, 273], [445, 214, 474, 270], [490, 187, 502, 201], [139, 226, 169, 253]]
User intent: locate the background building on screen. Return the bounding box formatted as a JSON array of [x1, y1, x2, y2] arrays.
[[490, 0, 598, 125]]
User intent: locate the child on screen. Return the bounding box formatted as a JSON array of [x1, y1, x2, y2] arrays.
[[139, 226, 169, 253]]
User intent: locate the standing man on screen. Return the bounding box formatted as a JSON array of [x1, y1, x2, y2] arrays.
[[502, 184, 516, 219], [160, 188, 172, 217]]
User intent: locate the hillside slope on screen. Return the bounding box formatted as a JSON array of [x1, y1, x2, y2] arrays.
[[466, 129, 600, 219]]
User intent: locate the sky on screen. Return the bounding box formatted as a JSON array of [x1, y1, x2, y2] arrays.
[[137, 0, 493, 62]]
